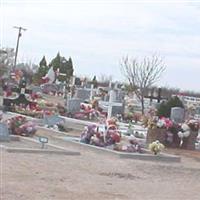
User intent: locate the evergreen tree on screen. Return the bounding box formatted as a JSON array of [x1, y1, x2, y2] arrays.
[[65, 57, 74, 82], [157, 96, 184, 117], [50, 52, 61, 71], [39, 56, 47, 67], [38, 56, 49, 76], [32, 56, 49, 85], [92, 75, 98, 88], [50, 53, 74, 83]]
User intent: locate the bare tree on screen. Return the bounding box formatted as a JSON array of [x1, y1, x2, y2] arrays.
[[121, 55, 165, 114]]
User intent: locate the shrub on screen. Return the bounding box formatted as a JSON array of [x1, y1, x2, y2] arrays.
[[157, 96, 184, 118]]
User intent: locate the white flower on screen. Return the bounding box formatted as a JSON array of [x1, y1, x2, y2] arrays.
[[183, 130, 190, 137], [53, 125, 58, 130], [157, 119, 165, 128], [178, 131, 184, 138], [181, 123, 190, 132]]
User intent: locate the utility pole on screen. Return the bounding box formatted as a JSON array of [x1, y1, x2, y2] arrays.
[[13, 26, 27, 70]]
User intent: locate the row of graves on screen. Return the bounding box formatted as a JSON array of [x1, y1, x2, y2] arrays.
[[2, 78, 67, 118], [63, 83, 200, 154], [2, 73, 125, 121], [1, 76, 200, 158], [1, 107, 199, 154], [78, 107, 200, 157], [66, 81, 125, 121]]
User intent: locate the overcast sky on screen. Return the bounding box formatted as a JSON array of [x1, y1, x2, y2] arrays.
[[1, 0, 200, 91]]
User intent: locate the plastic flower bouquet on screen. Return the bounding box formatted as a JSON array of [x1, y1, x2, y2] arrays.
[[149, 140, 165, 155], [6, 116, 37, 136], [187, 119, 199, 132]]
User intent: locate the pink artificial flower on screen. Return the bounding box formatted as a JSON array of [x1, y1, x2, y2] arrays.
[[160, 117, 173, 129]]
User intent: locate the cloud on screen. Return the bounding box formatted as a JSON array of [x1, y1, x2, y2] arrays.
[[2, 1, 200, 91]]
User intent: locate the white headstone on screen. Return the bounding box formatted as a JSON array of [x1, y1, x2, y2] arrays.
[[90, 84, 94, 101], [107, 90, 115, 119], [107, 90, 123, 119]]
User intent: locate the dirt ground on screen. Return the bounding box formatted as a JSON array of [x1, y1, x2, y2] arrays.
[[0, 128, 200, 200]]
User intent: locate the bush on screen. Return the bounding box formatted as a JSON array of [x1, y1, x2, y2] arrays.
[[157, 96, 184, 118]]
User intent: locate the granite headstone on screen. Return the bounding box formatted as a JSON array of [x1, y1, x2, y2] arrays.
[[75, 89, 91, 101], [66, 98, 82, 113], [170, 107, 185, 123]]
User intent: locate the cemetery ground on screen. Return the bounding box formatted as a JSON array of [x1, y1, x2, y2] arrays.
[[1, 127, 200, 200]]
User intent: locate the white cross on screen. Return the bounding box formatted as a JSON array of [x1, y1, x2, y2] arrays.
[[99, 90, 123, 119]]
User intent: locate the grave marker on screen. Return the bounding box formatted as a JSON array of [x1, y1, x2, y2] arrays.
[[170, 107, 185, 123], [66, 98, 82, 113], [39, 136, 48, 149], [43, 115, 64, 127], [75, 89, 91, 101], [0, 122, 10, 141], [107, 90, 124, 119], [3, 78, 34, 110]]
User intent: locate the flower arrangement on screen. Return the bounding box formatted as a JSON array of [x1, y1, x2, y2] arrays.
[[177, 120, 199, 148], [146, 114, 199, 149], [149, 140, 165, 155], [6, 116, 37, 136], [80, 118, 143, 153], [80, 120, 121, 147], [13, 100, 67, 118], [187, 119, 199, 132], [114, 136, 142, 153]]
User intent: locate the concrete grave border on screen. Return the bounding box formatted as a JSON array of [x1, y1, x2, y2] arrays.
[[4, 147, 80, 155], [61, 138, 181, 163], [1, 136, 81, 156], [5, 112, 180, 162]]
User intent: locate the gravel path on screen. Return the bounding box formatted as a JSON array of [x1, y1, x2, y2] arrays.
[[1, 128, 200, 200]]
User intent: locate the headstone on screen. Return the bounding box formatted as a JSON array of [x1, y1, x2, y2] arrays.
[[75, 89, 91, 101], [170, 107, 185, 123], [41, 84, 60, 94], [90, 84, 94, 101], [43, 115, 64, 127], [74, 77, 81, 86], [196, 107, 200, 115], [66, 98, 82, 113], [0, 122, 10, 141], [107, 90, 124, 119], [31, 86, 42, 94], [111, 105, 124, 116]]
